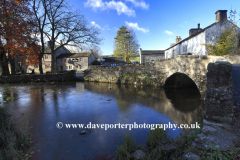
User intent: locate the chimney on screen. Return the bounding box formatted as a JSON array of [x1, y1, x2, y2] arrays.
[[198, 23, 200, 29], [47, 41, 51, 48], [90, 49, 93, 53], [60, 40, 63, 45], [215, 10, 227, 23], [175, 36, 178, 44], [178, 36, 182, 42]]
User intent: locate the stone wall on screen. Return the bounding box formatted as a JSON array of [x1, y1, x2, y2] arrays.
[[141, 54, 165, 63], [0, 70, 76, 84], [232, 64, 240, 127], [204, 61, 233, 124]]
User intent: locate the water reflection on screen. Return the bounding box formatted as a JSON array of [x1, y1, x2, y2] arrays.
[[0, 82, 203, 160]]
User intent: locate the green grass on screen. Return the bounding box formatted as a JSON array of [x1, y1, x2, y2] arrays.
[[129, 57, 140, 62], [0, 106, 31, 160], [146, 124, 169, 150], [115, 134, 137, 160]]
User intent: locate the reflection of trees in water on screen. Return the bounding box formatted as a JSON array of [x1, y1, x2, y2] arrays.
[[83, 82, 204, 125]]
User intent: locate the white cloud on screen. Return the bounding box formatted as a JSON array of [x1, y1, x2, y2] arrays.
[[91, 21, 101, 29], [164, 30, 173, 35], [125, 0, 149, 10], [85, 0, 135, 17], [125, 21, 149, 33]]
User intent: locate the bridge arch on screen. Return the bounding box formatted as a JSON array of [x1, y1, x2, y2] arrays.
[[164, 72, 198, 89]]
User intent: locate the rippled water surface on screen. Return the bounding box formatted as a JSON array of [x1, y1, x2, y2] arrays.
[[0, 82, 203, 160]]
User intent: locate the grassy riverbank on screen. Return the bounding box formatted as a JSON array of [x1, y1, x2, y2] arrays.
[[114, 123, 240, 160], [0, 106, 31, 160]]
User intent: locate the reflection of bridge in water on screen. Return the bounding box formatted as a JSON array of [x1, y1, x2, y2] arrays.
[[83, 82, 204, 126]]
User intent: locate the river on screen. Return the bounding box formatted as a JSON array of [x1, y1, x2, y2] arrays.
[[0, 82, 203, 160]]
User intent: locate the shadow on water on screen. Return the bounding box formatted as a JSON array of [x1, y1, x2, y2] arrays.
[[0, 82, 204, 160]]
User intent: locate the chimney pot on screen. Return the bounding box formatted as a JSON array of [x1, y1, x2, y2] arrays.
[[198, 23, 200, 28], [60, 40, 62, 45]]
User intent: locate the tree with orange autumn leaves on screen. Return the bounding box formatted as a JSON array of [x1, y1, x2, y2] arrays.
[[0, 0, 40, 75]]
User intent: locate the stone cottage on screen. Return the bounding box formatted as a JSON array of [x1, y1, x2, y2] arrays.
[[56, 50, 96, 72], [140, 49, 165, 64], [26, 41, 72, 73], [165, 10, 240, 59]]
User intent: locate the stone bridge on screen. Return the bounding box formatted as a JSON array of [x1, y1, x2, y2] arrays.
[[84, 55, 239, 126], [85, 55, 231, 98]]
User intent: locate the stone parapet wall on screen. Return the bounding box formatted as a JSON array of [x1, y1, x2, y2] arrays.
[[0, 70, 76, 84], [204, 61, 233, 124]]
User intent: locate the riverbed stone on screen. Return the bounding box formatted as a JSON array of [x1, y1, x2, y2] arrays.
[[132, 150, 145, 160], [184, 152, 201, 160], [183, 152, 201, 160], [160, 142, 177, 153], [192, 125, 238, 151], [202, 125, 217, 134]]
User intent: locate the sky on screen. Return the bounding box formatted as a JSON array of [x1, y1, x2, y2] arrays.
[[66, 0, 240, 56]]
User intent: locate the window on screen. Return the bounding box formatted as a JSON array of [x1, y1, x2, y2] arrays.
[[72, 59, 75, 61], [79, 65, 81, 69], [117, 64, 118, 66], [76, 59, 78, 62], [146, 59, 149, 62], [61, 59, 62, 62], [79, 58, 81, 61], [45, 64, 50, 68], [69, 66, 72, 69]]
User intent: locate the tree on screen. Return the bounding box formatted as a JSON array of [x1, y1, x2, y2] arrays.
[[32, 0, 49, 74], [202, 26, 240, 56], [0, 0, 40, 75], [41, 0, 102, 73], [114, 26, 140, 62], [202, 9, 240, 56]]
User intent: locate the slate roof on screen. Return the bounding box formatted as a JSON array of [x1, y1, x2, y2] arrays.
[[44, 45, 70, 54], [102, 57, 126, 63], [56, 52, 91, 59], [141, 50, 165, 55]]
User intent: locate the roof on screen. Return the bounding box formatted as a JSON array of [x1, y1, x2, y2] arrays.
[[165, 22, 220, 51], [141, 50, 165, 55], [56, 52, 91, 59], [102, 57, 126, 63], [44, 45, 70, 54]]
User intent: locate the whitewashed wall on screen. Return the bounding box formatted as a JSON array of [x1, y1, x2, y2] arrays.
[[205, 21, 240, 47], [165, 21, 240, 59], [182, 32, 206, 56]]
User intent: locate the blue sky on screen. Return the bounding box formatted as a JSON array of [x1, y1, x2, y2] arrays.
[[67, 0, 240, 55]]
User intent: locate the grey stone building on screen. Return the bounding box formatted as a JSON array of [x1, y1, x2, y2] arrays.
[[165, 10, 240, 59], [100, 57, 126, 67], [26, 42, 72, 73], [140, 49, 165, 64], [56, 51, 96, 72]]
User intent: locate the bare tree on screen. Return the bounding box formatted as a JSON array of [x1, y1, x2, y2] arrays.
[[42, 0, 102, 73], [32, 0, 49, 74]]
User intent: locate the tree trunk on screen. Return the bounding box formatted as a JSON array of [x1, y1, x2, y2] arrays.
[[38, 56, 43, 74], [0, 52, 10, 75], [9, 55, 16, 74]]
